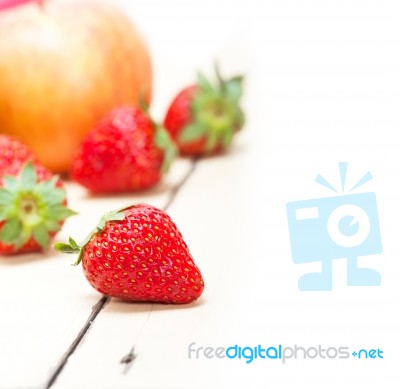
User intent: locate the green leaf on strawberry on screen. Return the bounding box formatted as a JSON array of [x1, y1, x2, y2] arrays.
[[164, 64, 245, 156], [154, 124, 178, 173], [55, 203, 205, 304], [0, 162, 76, 251], [140, 98, 178, 174], [55, 208, 126, 265]]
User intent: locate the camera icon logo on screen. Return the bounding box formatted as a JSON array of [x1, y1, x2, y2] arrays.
[[286, 163, 382, 291]]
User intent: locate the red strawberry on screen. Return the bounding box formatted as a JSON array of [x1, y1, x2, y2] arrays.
[[0, 135, 75, 255], [163, 66, 245, 156], [55, 203, 204, 304], [0, 133, 37, 175], [71, 105, 177, 193]]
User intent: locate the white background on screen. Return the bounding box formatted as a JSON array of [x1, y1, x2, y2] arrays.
[[1, 0, 400, 388], [102, 0, 400, 386]]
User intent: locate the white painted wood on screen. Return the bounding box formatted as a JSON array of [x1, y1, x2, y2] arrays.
[[2, 0, 400, 388], [51, 118, 400, 389], [0, 159, 193, 388]]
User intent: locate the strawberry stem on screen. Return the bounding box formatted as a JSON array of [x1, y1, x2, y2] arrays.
[[54, 208, 127, 265], [54, 238, 82, 265]]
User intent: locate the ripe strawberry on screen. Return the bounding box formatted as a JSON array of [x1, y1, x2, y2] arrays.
[[55, 203, 204, 303], [163, 66, 245, 156], [71, 105, 177, 193], [0, 135, 75, 255]]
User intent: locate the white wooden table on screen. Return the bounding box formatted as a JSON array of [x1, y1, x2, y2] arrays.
[[1, 0, 400, 388]]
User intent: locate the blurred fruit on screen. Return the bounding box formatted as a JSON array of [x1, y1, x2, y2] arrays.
[[72, 105, 176, 193], [0, 135, 75, 255], [0, 131, 36, 176], [0, 0, 152, 172], [55, 203, 204, 303], [163, 66, 245, 156], [0, 0, 34, 11]]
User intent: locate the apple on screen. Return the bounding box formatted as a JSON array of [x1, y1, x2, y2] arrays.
[[0, 0, 152, 172]]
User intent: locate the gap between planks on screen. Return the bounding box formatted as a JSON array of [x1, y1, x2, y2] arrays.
[[44, 159, 198, 389]]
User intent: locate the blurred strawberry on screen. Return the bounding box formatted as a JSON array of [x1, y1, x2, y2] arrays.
[[72, 105, 177, 193], [163, 66, 245, 156], [0, 135, 75, 255], [0, 0, 35, 11], [0, 133, 36, 176]]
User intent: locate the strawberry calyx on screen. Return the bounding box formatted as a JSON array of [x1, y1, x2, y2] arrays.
[[154, 123, 178, 173], [139, 99, 178, 173], [179, 64, 245, 152], [0, 162, 76, 250], [54, 208, 126, 265]]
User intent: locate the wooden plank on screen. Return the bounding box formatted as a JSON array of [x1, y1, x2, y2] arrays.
[[48, 137, 257, 389], [2, 0, 400, 387], [0, 159, 194, 389], [50, 127, 400, 388]]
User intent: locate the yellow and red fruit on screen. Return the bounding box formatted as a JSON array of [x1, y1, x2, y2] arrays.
[[0, 0, 152, 172]]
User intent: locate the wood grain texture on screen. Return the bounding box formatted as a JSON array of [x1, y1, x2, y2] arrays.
[[0, 159, 195, 388]]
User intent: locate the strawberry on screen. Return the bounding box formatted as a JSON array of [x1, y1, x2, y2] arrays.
[[0, 135, 75, 255], [71, 105, 177, 193], [163, 66, 245, 156], [55, 203, 204, 303]]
